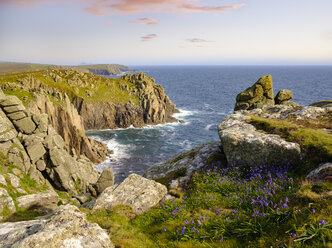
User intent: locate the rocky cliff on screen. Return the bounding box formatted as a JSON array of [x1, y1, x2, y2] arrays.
[[0, 69, 179, 162], [75, 72, 179, 129], [0, 90, 99, 195]]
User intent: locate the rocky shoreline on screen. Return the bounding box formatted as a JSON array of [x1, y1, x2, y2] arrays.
[[0, 73, 331, 247]]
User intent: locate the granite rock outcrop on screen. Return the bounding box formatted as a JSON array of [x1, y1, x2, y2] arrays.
[[0, 205, 114, 248], [234, 75, 274, 111], [93, 173, 167, 214]]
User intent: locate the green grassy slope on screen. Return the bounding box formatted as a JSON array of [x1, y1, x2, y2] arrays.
[[0, 62, 131, 75], [0, 69, 140, 105]]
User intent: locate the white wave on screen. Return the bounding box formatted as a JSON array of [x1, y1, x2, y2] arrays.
[[204, 124, 214, 131], [105, 138, 136, 162], [172, 109, 197, 119]]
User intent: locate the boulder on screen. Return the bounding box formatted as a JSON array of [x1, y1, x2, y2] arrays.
[[32, 113, 49, 133], [14, 117, 36, 134], [3, 104, 25, 113], [0, 95, 22, 107], [0, 109, 17, 142], [218, 113, 301, 166], [307, 163, 332, 184], [6, 173, 21, 188], [26, 141, 46, 164], [0, 188, 16, 214], [16, 190, 59, 213], [73, 193, 92, 204], [0, 175, 7, 186], [95, 168, 114, 195], [93, 173, 167, 214], [144, 142, 224, 189], [48, 147, 99, 194], [44, 133, 65, 150], [275, 89, 293, 104], [36, 160, 46, 171], [7, 111, 27, 121], [0, 205, 114, 248], [234, 75, 274, 111]]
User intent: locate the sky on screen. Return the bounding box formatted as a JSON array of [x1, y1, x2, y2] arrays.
[[0, 0, 331, 65]]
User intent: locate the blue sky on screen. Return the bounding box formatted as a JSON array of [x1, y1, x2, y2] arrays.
[[0, 0, 331, 65]]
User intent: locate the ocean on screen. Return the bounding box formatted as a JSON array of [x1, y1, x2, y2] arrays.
[[86, 66, 332, 183]]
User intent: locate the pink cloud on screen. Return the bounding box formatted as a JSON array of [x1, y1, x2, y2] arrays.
[[179, 3, 245, 12], [2, 0, 245, 15], [187, 38, 215, 43], [326, 34, 332, 38], [141, 34, 157, 42], [130, 17, 159, 25]]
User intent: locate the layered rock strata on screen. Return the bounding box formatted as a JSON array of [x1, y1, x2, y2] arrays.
[[0, 91, 99, 195]]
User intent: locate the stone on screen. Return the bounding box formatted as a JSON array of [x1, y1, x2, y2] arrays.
[[218, 112, 301, 166], [6, 173, 21, 188], [95, 168, 114, 195], [36, 160, 46, 171], [93, 173, 167, 214], [290, 106, 329, 120], [3, 104, 25, 113], [0, 95, 22, 107], [144, 142, 224, 189], [16, 188, 27, 194], [0, 109, 17, 142], [28, 166, 47, 186], [48, 147, 99, 194], [307, 163, 332, 184], [0, 205, 114, 248], [73, 193, 92, 204], [32, 114, 49, 133], [309, 100, 332, 108], [7, 111, 27, 121], [275, 89, 293, 104], [234, 75, 274, 111], [0, 175, 7, 186], [44, 134, 65, 150], [280, 101, 300, 108], [0, 188, 16, 214], [16, 190, 59, 213], [14, 117, 36, 134], [26, 142, 46, 163]]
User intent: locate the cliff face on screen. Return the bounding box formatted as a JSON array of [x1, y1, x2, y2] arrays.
[[27, 94, 109, 163], [0, 69, 179, 162], [0, 90, 99, 195], [75, 72, 179, 129]]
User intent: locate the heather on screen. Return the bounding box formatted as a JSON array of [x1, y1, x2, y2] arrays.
[[86, 161, 332, 247]]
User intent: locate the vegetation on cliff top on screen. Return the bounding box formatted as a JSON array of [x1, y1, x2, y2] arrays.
[[0, 69, 141, 105], [248, 114, 332, 173], [0, 62, 131, 75]]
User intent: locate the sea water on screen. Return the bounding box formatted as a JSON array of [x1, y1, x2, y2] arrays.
[[86, 66, 332, 183]]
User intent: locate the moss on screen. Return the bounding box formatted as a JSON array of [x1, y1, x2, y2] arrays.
[[4, 209, 43, 222], [55, 190, 72, 200], [248, 115, 332, 171], [2, 88, 34, 106]]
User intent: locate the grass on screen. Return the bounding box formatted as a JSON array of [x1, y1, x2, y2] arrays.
[[248, 115, 332, 173], [0, 62, 130, 75], [0, 69, 140, 106], [84, 161, 332, 248]]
